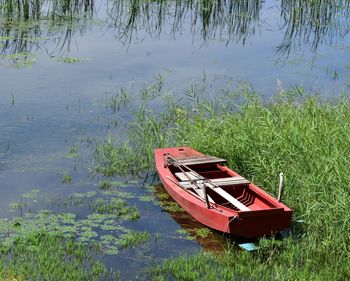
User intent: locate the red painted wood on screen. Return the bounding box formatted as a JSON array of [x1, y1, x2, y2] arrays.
[[155, 147, 292, 238]]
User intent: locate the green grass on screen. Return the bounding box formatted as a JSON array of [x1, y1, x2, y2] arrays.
[[93, 86, 350, 280]]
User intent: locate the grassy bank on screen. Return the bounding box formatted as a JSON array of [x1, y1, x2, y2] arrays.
[[95, 87, 350, 280]]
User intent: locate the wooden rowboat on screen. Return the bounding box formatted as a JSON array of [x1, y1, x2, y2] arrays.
[[155, 147, 292, 238]]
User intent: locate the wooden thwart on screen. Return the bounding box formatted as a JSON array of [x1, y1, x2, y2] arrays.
[[175, 172, 250, 186], [172, 155, 226, 166], [175, 172, 204, 181]]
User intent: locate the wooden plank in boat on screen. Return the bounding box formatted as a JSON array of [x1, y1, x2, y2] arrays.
[[211, 177, 250, 185], [175, 172, 204, 181], [176, 173, 249, 186], [205, 183, 250, 211], [173, 155, 226, 165], [191, 187, 215, 203]]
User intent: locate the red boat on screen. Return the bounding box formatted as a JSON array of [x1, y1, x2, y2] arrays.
[[155, 147, 292, 238]]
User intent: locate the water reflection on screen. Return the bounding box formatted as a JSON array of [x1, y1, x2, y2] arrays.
[[0, 0, 94, 22], [0, 0, 94, 60], [1, 0, 350, 61], [277, 0, 350, 55], [108, 0, 262, 47]]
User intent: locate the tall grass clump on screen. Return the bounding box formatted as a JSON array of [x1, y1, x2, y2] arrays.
[[95, 84, 350, 280]]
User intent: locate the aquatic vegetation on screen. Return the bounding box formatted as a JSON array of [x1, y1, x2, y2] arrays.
[[0, 206, 143, 257], [61, 174, 72, 184], [93, 136, 136, 176], [100, 230, 149, 255], [99, 180, 112, 190], [139, 194, 154, 202], [57, 57, 84, 63], [107, 88, 132, 113], [21, 189, 39, 199], [65, 145, 79, 158], [100, 190, 136, 199], [117, 231, 149, 249], [0, 230, 119, 281], [9, 202, 21, 211], [72, 191, 97, 198], [157, 201, 184, 213], [176, 229, 188, 235], [10, 189, 40, 212], [0, 52, 36, 68], [92, 198, 140, 221], [194, 228, 211, 239]]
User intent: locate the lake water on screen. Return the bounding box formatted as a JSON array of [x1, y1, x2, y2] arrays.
[[0, 0, 349, 279]]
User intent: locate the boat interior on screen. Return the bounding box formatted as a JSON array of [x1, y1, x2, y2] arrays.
[[167, 156, 279, 212]]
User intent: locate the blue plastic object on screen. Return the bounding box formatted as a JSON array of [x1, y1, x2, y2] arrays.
[[239, 243, 258, 251]]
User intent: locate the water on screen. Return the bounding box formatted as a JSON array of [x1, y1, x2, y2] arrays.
[[0, 0, 350, 279]]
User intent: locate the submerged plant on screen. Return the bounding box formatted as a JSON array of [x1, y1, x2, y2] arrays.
[[99, 180, 112, 190], [61, 174, 72, 184], [65, 145, 78, 158], [57, 57, 84, 63]]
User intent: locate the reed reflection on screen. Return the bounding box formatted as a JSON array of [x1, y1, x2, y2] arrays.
[[0, 0, 94, 63], [108, 0, 262, 47], [1, 0, 350, 63], [277, 0, 350, 55]]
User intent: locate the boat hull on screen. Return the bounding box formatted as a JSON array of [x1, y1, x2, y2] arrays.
[[155, 147, 292, 238]]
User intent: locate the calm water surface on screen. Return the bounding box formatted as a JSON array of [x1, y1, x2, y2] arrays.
[[0, 0, 350, 279]]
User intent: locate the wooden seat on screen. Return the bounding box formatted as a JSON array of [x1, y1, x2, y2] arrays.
[[172, 155, 226, 166], [175, 172, 250, 186], [175, 172, 204, 181]]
